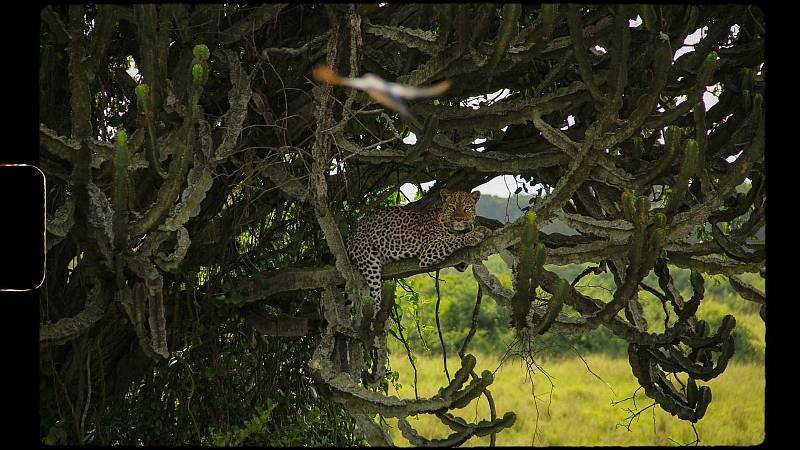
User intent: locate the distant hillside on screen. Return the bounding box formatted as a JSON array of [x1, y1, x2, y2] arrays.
[[476, 193, 532, 222], [478, 193, 765, 242], [477, 194, 577, 235]]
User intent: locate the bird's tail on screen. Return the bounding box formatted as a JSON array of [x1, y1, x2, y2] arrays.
[[312, 65, 343, 85]]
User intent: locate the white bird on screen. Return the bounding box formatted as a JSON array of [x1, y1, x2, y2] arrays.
[[312, 65, 452, 118]]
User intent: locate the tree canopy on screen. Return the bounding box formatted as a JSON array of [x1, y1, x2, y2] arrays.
[[39, 4, 765, 446]]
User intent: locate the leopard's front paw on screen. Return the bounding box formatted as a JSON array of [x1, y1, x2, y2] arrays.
[[464, 228, 485, 246]]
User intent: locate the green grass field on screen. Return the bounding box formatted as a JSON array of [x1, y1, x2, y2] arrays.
[[384, 353, 764, 446], [384, 254, 765, 445]]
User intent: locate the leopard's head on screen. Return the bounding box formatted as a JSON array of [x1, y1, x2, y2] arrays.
[[438, 189, 481, 232]]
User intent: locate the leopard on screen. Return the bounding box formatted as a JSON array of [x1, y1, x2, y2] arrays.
[[346, 189, 486, 319]]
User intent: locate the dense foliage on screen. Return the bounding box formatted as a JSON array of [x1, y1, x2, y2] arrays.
[[40, 4, 764, 446]]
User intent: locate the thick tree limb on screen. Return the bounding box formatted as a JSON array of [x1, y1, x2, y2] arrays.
[[727, 275, 766, 305], [309, 12, 368, 303], [40, 279, 109, 347], [218, 4, 288, 44]]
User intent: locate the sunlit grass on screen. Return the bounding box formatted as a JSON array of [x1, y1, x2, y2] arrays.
[[385, 353, 764, 446], [387, 255, 765, 445]]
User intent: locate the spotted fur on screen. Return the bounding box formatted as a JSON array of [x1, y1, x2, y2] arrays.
[[346, 190, 485, 317]]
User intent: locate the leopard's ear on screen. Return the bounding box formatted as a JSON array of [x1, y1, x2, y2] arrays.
[[470, 191, 481, 201], [439, 188, 451, 199]]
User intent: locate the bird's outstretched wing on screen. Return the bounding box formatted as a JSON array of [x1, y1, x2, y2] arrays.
[[312, 65, 451, 117], [387, 79, 452, 99]]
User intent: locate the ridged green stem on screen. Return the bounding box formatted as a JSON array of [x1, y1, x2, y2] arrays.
[[638, 5, 658, 31], [129, 44, 209, 238], [606, 6, 630, 116], [621, 190, 636, 222], [487, 4, 522, 73], [566, 5, 604, 102], [112, 131, 130, 251], [635, 195, 649, 230], [134, 5, 163, 113], [740, 67, 753, 111], [667, 139, 698, 215], [528, 278, 567, 336], [512, 212, 545, 329], [136, 83, 166, 179], [406, 115, 439, 161], [690, 51, 718, 104], [636, 125, 681, 188], [540, 4, 558, 38], [631, 136, 643, 162]]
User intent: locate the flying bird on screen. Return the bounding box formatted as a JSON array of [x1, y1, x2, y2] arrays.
[[312, 65, 451, 119]]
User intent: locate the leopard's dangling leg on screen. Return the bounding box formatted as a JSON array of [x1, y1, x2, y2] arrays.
[[354, 253, 384, 322]]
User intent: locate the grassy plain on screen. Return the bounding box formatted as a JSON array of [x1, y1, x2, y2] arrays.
[[385, 353, 764, 446], [385, 253, 766, 446]]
